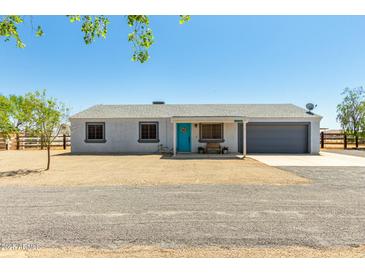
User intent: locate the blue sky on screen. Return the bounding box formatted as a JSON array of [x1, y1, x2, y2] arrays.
[[1, 16, 365, 128]]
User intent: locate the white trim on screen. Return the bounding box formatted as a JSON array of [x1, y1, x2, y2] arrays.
[[247, 116, 322, 122], [171, 116, 246, 123]]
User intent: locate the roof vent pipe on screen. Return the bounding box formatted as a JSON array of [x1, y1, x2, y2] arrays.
[[152, 101, 165, 104]]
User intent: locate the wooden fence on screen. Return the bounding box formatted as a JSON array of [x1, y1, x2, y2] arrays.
[[0, 134, 71, 150], [2, 132, 364, 151], [320, 132, 365, 149]]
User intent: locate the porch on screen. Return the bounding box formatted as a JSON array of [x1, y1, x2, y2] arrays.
[[172, 153, 244, 159], [171, 116, 248, 158]]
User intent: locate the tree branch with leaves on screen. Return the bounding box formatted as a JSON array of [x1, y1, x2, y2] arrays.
[[0, 94, 34, 145], [0, 15, 190, 63]]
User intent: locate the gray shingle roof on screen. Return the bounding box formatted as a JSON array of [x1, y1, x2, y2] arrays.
[[70, 104, 321, 119]]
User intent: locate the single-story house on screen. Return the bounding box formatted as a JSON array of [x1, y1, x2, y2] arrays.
[[70, 102, 322, 155]]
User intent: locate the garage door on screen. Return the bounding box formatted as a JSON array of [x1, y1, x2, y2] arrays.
[[238, 122, 309, 153]]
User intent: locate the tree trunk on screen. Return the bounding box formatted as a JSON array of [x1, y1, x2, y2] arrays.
[[16, 133, 20, 150], [46, 145, 51, 170]]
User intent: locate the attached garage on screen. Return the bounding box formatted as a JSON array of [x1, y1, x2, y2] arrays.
[[238, 122, 309, 154]]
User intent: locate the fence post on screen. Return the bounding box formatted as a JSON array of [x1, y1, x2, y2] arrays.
[[320, 132, 324, 149], [344, 133, 347, 149], [16, 133, 20, 150], [63, 134, 66, 150], [40, 135, 44, 150], [355, 135, 359, 149]]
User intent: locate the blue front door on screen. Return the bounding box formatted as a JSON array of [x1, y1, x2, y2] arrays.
[[177, 123, 191, 152]]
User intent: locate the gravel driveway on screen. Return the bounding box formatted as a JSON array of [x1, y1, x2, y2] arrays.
[[0, 166, 364, 250]]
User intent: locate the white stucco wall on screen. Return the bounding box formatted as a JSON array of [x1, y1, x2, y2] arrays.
[[70, 116, 321, 154], [309, 119, 321, 154], [70, 118, 172, 154]]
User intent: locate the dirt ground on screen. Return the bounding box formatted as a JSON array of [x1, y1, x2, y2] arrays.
[[1, 245, 364, 258], [0, 150, 308, 186]]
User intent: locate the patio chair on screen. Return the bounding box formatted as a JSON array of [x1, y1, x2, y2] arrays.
[[158, 144, 173, 155]]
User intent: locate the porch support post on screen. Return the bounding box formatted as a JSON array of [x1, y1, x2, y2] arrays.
[[173, 121, 177, 156], [243, 121, 247, 158]]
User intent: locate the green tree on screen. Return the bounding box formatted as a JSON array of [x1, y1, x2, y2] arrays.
[[26, 90, 68, 170], [0, 15, 190, 63], [336, 87, 365, 147], [0, 94, 33, 143], [0, 95, 11, 134]]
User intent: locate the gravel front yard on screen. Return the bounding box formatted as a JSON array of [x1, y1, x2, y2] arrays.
[[0, 165, 364, 257], [0, 150, 307, 186], [0, 160, 364, 257], [2, 150, 364, 257]]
